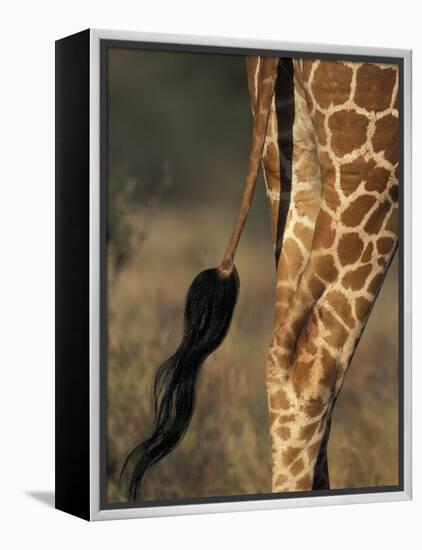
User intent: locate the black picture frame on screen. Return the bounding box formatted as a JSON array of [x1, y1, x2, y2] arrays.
[[55, 29, 412, 521]]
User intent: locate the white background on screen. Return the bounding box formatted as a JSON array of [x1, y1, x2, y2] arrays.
[[0, 1, 420, 548]]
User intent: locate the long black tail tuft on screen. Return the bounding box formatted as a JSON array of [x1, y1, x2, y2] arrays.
[[120, 266, 240, 500]]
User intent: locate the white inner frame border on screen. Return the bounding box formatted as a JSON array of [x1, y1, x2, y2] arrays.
[[89, 28, 412, 521]]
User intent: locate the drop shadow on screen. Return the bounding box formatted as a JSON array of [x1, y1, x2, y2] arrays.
[[26, 491, 55, 508]]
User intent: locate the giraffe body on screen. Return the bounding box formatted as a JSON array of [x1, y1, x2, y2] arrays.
[[248, 57, 399, 491]]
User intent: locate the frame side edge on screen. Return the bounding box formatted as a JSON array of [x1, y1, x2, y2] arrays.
[[402, 49, 412, 500], [55, 28, 91, 521]]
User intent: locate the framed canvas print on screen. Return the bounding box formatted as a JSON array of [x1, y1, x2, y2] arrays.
[[55, 28, 412, 521]]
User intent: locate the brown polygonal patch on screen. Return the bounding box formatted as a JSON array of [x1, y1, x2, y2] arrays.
[[340, 155, 370, 196], [303, 336, 318, 357], [341, 195, 377, 227], [290, 458, 305, 476], [304, 396, 325, 418], [311, 62, 353, 109], [373, 114, 398, 165], [313, 209, 336, 250], [275, 474, 288, 487], [296, 311, 320, 352], [276, 425, 291, 440], [361, 242, 374, 262], [324, 185, 341, 212], [320, 347, 338, 387], [307, 441, 321, 462], [313, 254, 338, 282], [367, 272, 384, 295], [385, 207, 399, 234], [299, 420, 320, 441], [313, 109, 327, 146], [365, 165, 391, 193], [338, 232, 364, 266], [342, 263, 373, 291], [354, 64, 397, 112], [276, 327, 295, 351], [319, 151, 336, 188], [327, 290, 355, 329], [295, 473, 312, 490], [320, 308, 348, 349], [308, 275, 326, 300], [282, 238, 304, 280], [282, 446, 301, 466], [270, 389, 291, 410], [364, 201, 391, 235], [280, 414, 296, 423], [377, 237, 395, 255], [293, 222, 314, 247], [292, 360, 314, 397], [355, 296, 371, 322], [265, 141, 279, 172], [328, 110, 368, 157]]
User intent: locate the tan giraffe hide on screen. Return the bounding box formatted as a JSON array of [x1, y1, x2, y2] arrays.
[[248, 57, 399, 492]]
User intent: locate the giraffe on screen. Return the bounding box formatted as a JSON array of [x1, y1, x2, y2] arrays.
[[121, 55, 399, 499], [247, 56, 399, 491]]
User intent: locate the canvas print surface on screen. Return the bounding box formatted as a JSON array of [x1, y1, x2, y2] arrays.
[[104, 47, 399, 504]]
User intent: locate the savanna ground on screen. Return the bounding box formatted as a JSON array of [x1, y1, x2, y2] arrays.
[[106, 48, 398, 503]]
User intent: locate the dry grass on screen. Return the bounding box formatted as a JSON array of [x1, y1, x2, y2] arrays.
[[107, 205, 398, 503]]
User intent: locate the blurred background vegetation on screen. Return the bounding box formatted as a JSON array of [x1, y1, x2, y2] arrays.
[[106, 47, 398, 503]]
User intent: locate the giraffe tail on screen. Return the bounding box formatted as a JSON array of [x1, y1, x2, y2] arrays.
[[120, 57, 279, 501], [120, 266, 239, 500]]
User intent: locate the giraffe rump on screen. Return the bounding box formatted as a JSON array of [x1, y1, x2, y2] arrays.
[[121, 266, 239, 500]]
